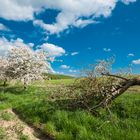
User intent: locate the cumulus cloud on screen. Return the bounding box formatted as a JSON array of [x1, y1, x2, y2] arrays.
[[0, 0, 136, 34], [40, 43, 66, 61], [0, 0, 34, 21], [0, 23, 10, 31], [0, 37, 39, 57], [0, 37, 27, 56], [132, 59, 140, 65], [0, 36, 66, 63], [33, 0, 116, 34], [33, 0, 136, 34], [0, 37, 11, 56], [60, 65, 70, 69]]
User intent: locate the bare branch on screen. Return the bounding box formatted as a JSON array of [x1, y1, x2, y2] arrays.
[[101, 72, 129, 81]]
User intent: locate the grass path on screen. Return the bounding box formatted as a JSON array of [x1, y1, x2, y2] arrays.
[[0, 109, 40, 140]]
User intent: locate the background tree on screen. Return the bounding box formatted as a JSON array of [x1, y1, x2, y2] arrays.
[[0, 56, 9, 86], [6, 45, 51, 89]]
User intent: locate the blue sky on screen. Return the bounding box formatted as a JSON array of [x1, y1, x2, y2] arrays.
[[0, 0, 140, 75]]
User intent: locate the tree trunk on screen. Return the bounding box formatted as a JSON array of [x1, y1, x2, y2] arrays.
[[93, 77, 140, 109], [23, 78, 27, 90], [3, 79, 7, 87]]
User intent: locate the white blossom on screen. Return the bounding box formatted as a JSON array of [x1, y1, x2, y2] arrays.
[[0, 44, 51, 87]]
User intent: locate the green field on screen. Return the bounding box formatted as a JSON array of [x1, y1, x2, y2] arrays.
[[46, 79, 75, 85], [44, 73, 74, 80], [0, 79, 140, 140]]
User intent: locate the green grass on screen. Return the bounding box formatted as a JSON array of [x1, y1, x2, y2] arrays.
[[44, 73, 74, 80], [0, 80, 140, 140], [19, 134, 29, 140], [46, 79, 75, 85], [0, 111, 15, 121], [0, 127, 7, 139]]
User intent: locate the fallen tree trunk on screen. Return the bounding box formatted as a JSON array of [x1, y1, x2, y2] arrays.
[[93, 76, 140, 109], [49, 75, 140, 113]]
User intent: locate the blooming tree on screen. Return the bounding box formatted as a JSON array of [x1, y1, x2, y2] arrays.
[[6, 45, 51, 88], [0, 56, 9, 86]]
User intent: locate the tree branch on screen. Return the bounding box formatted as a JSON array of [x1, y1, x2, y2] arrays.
[[92, 78, 140, 110], [101, 73, 129, 81]]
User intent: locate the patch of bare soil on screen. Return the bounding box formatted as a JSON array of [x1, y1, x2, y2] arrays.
[[0, 109, 40, 140]]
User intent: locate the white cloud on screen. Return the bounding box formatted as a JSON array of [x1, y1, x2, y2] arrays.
[[0, 23, 10, 31], [0, 37, 11, 56], [128, 53, 134, 57], [121, 0, 136, 5], [33, 0, 116, 34], [73, 19, 99, 28], [0, 37, 65, 64], [28, 43, 34, 47], [0, 1, 34, 21], [40, 43, 66, 61], [60, 65, 70, 69], [33, 0, 136, 34], [0, 0, 136, 34], [103, 48, 111, 52], [132, 59, 140, 65], [69, 69, 77, 73], [71, 52, 79, 56], [0, 37, 28, 56]]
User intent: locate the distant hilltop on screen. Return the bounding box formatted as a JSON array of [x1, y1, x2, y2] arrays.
[[43, 73, 74, 80]]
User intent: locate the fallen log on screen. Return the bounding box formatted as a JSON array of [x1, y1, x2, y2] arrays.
[[93, 75, 140, 109], [51, 75, 140, 114]]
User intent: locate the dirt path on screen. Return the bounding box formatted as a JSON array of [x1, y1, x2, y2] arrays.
[[0, 109, 40, 140]]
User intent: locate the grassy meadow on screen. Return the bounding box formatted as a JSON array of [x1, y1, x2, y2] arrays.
[[0, 78, 140, 140]]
